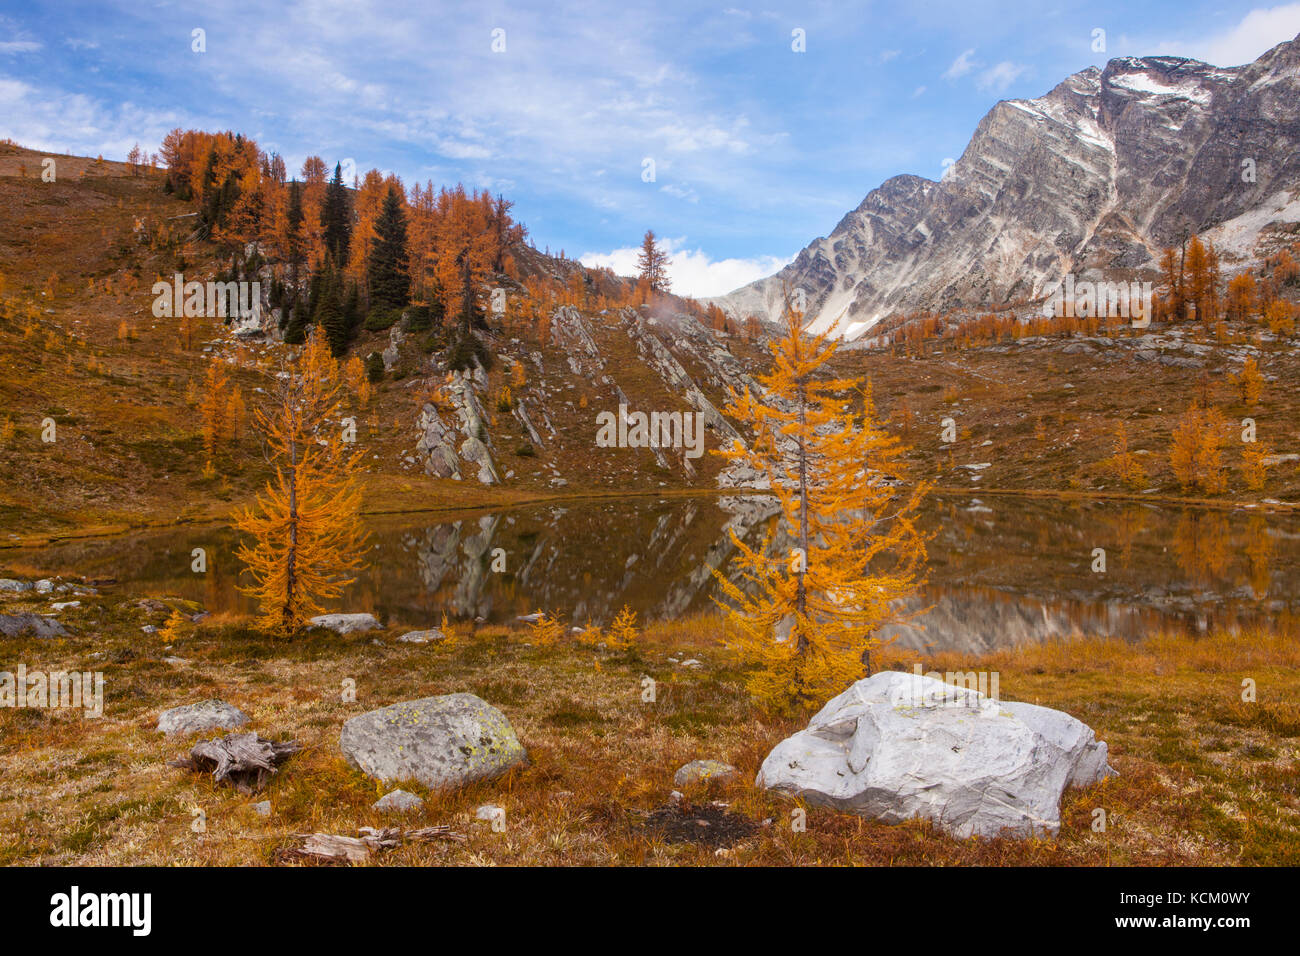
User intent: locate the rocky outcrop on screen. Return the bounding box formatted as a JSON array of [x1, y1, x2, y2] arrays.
[[719, 35, 1300, 338], [756, 671, 1116, 839], [415, 367, 502, 484]]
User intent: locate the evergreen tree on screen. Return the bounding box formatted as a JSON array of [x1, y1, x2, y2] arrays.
[[367, 185, 411, 312], [285, 179, 305, 304], [322, 162, 352, 267], [313, 263, 350, 357]]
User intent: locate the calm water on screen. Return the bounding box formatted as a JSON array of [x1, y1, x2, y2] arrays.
[[5, 493, 1295, 652]]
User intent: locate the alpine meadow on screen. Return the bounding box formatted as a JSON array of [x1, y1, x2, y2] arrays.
[[1, 0, 1299, 928]]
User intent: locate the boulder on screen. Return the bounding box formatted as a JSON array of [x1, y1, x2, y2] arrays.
[[674, 760, 738, 788], [340, 693, 527, 790], [157, 699, 250, 736], [309, 613, 381, 634], [0, 579, 33, 593], [0, 612, 69, 639], [373, 789, 425, 813], [755, 671, 1115, 839]]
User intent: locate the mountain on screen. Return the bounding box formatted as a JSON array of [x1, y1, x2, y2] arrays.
[[717, 34, 1300, 339]]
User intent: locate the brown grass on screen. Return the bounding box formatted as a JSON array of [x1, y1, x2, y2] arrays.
[[1, 589, 1296, 867]]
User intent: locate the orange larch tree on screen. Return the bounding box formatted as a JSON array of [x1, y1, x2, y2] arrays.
[[712, 295, 929, 713], [236, 330, 368, 634]]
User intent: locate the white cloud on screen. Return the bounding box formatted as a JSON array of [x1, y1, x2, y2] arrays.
[[978, 61, 1029, 92], [580, 237, 790, 298], [1156, 3, 1300, 66], [943, 48, 977, 79], [912, 85, 927, 98]]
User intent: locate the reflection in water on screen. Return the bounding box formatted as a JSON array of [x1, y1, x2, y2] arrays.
[[6, 494, 1296, 652]]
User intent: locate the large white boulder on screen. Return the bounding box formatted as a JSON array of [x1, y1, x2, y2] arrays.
[[756, 671, 1115, 839]]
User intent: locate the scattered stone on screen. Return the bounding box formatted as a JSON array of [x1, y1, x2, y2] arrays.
[[0, 613, 69, 639], [397, 629, 445, 644], [34, 579, 55, 594], [340, 693, 527, 790], [674, 760, 738, 788], [49, 601, 80, 611], [475, 804, 503, 822], [755, 671, 1116, 839], [252, 800, 272, 817], [309, 613, 381, 634], [0, 579, 32, 593], [679, 658, 703, 669], [141, 625, 158, 635], [157, 699, 250, 736], [373, 789, 425, 813]]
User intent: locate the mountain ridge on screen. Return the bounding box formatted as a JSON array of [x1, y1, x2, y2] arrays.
[[716, 34, 1300, 339]]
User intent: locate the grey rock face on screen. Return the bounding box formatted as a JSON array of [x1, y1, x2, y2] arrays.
[[0, 613, 69, 639], [719, 37, 1300, 338], [756, 672, 1115, 839], [340, 693, 527, 790], [157, 699, 250, 736]]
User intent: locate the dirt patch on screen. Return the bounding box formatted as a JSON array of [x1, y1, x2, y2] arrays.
[[642, 801, 761, 849]]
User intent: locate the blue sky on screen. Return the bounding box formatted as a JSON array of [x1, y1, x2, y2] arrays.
[[3, 1, 1300, 295]]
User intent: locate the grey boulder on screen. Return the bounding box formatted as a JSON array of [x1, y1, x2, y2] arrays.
[[756, 671, 1115, 839], [397, 629, 445, 644], [340, 693, 526, 790], [309, 613, 381, 634], [372, 789, 425, 813], [674, 760, 738, 788], [157, 699, 250, 736]]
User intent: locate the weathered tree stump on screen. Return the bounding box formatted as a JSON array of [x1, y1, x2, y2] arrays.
[[169, 732, 300, 793], [284, 825, 467, 863]]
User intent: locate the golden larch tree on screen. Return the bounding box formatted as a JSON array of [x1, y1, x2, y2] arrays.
[[712, 297, 928, 713], [236, 330, 368, 634]]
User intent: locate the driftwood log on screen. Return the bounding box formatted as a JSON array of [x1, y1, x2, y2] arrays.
[[287, 826, 468, 863], [169, 732, 300, 794]]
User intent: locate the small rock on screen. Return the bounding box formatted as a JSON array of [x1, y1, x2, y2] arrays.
[[476, 804, 503, 822], [34, 579, 55, 594], [157, 699, 250, 736], [50, 601, 81, 611], [397, 629, 445, 644], [251, 800, 271, 817], [674, 760, 738, 788], [0, 613, 69, 639], [679, 658, 702, 669], [0, 579, 32, 593], [309, 613, 381, 634], [141, 625, 158, 635], [372, 789, 425, 813]]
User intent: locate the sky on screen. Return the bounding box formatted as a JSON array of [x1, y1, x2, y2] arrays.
[[3, 1, 1300, 296]]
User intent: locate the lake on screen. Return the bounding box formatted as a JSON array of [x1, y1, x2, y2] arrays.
[[5, 493, 1294, 652]]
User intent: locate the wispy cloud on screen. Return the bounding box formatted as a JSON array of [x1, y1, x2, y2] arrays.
[[1154, 2, 1300, 65], [943, 48, 978, 79]]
